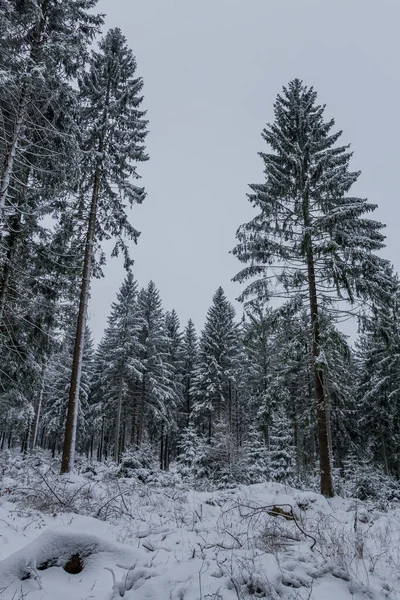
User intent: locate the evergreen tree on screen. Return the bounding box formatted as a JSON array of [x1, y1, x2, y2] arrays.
[[269, 406, 295, 483], [239, 426, 269, 484], [61, 28, 148, 473], [233, 79, 390, 496], [162, 309, 184, 468], [320, 317, 356, 471], [40, 325, 94, 457], [176, 425, 207, 480], [181, 319, 198, 426], [242, 301, 275, 445], [134, 282, 177, 455], [192, 287, 241, 439], [93, 272, 144, 462], [356, 272, 400, 477]]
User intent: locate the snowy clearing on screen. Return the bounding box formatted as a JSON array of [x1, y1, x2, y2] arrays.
[[0, 465, 399, 600]]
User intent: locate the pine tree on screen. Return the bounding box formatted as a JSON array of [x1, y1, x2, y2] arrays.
[[61, 28, 149, 473], [320, 317, 356, 471], [356, 271, 400, 477], [192, 287, 241, 439], [181, 319, 198, 426], [233, 79, 390, 496], [134, 282, 177, 453], [176, 425, 207, 480], [269, 406, 295, 483], [162, 309, 184, 469], [242, 300, 275, 445], [40, 325, 94, 457], [271, 307, 317, 477], [239, 426, 269, 484], [93, 272, 144, 462]]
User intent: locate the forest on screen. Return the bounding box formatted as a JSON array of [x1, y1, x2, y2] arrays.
[[2, 2, 400, 599], [1, 1, 400, 501]]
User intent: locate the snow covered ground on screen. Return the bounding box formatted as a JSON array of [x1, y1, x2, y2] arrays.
[[0, 461, 399, 599]]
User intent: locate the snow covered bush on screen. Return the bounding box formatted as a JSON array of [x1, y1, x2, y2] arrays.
[[176, 426, 208, 480], [238, 426, 269, 484], [117, 443, 157, 479], [338, 454, 400, 503]]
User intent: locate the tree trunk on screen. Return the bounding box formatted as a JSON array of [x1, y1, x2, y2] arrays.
[[381, 422, 389, 476], [164, 433, 169, 471], [0, 94, 28, 217], [60, 163, 101, 474], [307, 247, 334, 497], [159, 425, 164, 470], [186, 379, 191, 427], [114, 373, 124, 462], [131, 381, 139, 446], [0, 213, 22, 325], [98, 418, 104, 462], [228, 380, 232, 433], [30, 360, 47, 449], [137, 375, 146, 447]]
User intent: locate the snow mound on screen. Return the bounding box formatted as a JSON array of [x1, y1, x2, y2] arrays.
[[0, 526, 149, 599]]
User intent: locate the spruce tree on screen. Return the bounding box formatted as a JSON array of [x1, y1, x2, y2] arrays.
[[134, 282, 177, 452], [182, 319, 198, 426], [93, 272, 144, 462], [269, 406, 295, 483], [61, 29, 148, 473], [162, 309, 184, 469], [242, 301, 275, 445], [356, 271, 400, 477], [233, 79, 390, 497], [176, 425, 207, 480], [239, 426, 269, 484], [40, 325, 94, 457], [192, 287, 241, 439]]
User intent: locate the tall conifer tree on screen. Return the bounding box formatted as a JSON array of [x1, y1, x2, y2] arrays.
[[233, 79, 389, 496], [61, 28, 148, 473], [192, 287, 241, 438]]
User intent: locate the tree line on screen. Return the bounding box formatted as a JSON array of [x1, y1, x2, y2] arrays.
[[0, 2, 398, 498]]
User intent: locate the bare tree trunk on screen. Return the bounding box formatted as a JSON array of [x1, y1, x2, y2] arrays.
[[381, 422, 389, 476], [30, 360, 47, 449], [131, 381, 139, 446], [185, 380, 191, 427], [307, 247, 334, 497], [164, 433, 169, 471], [114, 374, 124, 462], [137, 375, 146, 447], [228, 380, 232, 434], [60, 163, 101, 474], [97, 418, 104, 462], [159, 425, 164, 470]]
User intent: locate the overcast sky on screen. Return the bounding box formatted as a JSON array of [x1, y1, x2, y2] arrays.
[[89, 0, 400, 342]]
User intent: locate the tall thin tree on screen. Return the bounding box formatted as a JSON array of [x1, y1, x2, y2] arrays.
[[61, 29, 148, 473]]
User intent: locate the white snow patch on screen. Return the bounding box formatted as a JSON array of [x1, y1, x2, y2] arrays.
[[0, 477, 399, 599]]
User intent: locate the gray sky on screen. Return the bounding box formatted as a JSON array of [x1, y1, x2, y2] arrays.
[[90, 0, 400, 342]]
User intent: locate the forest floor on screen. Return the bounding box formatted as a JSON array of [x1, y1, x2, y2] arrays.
[[0, 455, 399, 599]]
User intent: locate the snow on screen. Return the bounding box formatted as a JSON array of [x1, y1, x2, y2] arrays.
[[0, 472, 399, 599]]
